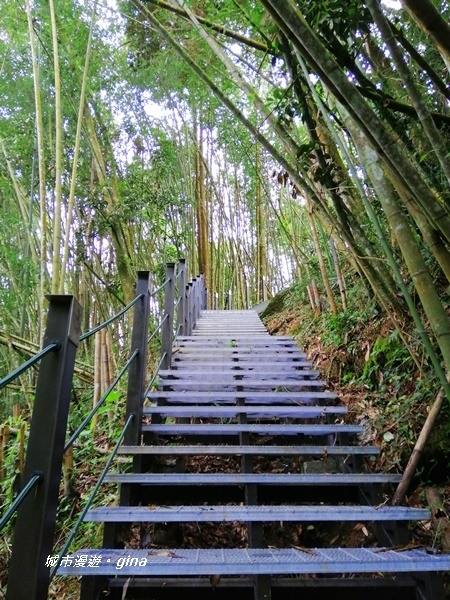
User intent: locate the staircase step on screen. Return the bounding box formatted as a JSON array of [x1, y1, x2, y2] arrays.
[[173, 356, 308, 363], [84, 505, 429, 523], [142, 424, 360, 435], [158, 369, 321, 379], [143, 405, 346, 418], [170, 362, 314, 370], [156, 379, 326, 388], [177, 347, 299, 353], [148, 391, 337, 403], [56, 547, 450, 576], [104, 473, 402, 485], [177, 339, 296, 345], [117, 444, 380, 456]]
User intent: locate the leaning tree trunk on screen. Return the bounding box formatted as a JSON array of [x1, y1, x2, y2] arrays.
[[260, 0, 450, 246], [347, 114, 450, 373], [307, 201, 337, 315], [399, 0, 450, 73], [367, 0, 450, 188]]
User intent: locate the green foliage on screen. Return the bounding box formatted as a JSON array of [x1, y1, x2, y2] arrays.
[[361, 331, 413, 388], [320, 311, 364, 347]]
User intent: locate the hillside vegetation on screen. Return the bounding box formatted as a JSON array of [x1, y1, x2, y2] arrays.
[[262, 283, 450, 482]]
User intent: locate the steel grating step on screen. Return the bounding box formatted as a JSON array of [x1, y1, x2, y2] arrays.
[[142, 424, 360, 435], [143, 405, 346, 418], [104, 473, 402, 485], [56, 547, 450, 576], [158, 370, 320, 379], [176, 338, 297, 344], [170, 362, 314, 370], [177, 340, 296, 345], [156, 379, 326, 388], [147, 391, 337, 402], [173, 356, 308, 362], [84, 505, 429, 523], [117, 444, 380, 456], [177, 347, 300, 353]]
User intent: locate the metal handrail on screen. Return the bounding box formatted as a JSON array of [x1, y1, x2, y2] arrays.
[[0, 471, 43, 531], [79, 294, 144, 342], [64, 349, 138, 452], [149, 278, 170, 298], [174, 295, 182, 312], [50, 414, 134, 580], [144, 352, 167, 398], [147, 314, 168, 346], [0, 342, 59, 390]]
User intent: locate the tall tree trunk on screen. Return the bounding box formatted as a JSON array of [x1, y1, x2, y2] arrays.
[[367, 0, 450, 189], [194, 119, 209, 287], [85, 108, 136, 304], [400, 0, 450, 72], [329, 237, 347, 311], [261, 0, 450, 245], [255, 146, 268, 302], [25, 1, 47, 339], [48, 0, 63, 294], [59, 1, 97, 291], [348, 115, 450, 372], [307, 202, 337, 315]]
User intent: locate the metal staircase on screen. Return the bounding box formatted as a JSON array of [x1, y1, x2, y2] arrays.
[[58, 309, 450, 599]]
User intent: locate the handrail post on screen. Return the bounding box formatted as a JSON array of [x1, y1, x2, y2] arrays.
[[6, 295, 82, 600], [214, 292, 218, 311], [191, 278, 198, 330], [176, 259, 186, 337], [196, 276, 203, 319], [226, 289, 232, 310], [185, 284, 191, 336], [200, 275, 206, 311], [161, 263, 175, 370], [124, 271, 151, 447]]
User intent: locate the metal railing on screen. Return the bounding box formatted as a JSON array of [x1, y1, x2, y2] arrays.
[[3, 261, 206, 600], [0, 342, 59, 390]]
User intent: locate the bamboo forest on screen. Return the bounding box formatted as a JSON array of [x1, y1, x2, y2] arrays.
[[2, 0, 450, 598]]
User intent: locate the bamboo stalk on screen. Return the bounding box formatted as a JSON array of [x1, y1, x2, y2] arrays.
[[310, 279, 321, 315], [48, 0, 63, 294], [63, 445, 74, 498], [329, 237, 347, 311], [92, 330, 101, 431], [0, 426, 5, 482], [306, 283, 315, 312], [18, 423, 25, 475], [393, 379, 449, 505], [307, 205, 337, 315]]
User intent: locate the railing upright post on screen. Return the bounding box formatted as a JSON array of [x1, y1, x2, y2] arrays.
[[214, 292, 218, 311], [191, 278, 198, 330], [196, 276, 203, 319], [185, 284, 191, 336], [176, 259, 186, 337], [227, 289, 232, 310], [124, 271, 151, 447], [161, 263, 175, 370], [6, 295, 82, 600]]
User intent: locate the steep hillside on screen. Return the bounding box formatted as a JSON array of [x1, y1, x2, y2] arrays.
[[261, 284, 450, 482]]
